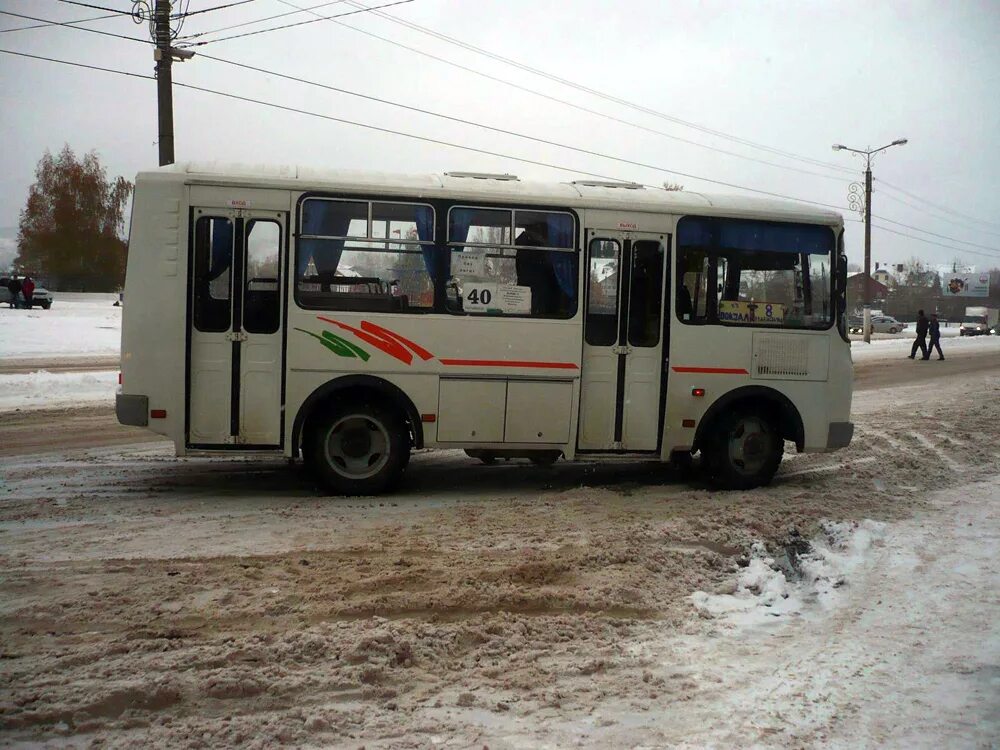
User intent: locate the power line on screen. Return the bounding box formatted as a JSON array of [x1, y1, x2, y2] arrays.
[[177, 0, 413, 46], [0, 45, 846, 212], [177, 0, 346, 39], [253, 1, 851, 185], [54, 0, 132, 14], [869, 222, 1000, 262], [0, 46, 645, 185], [0, 10, 151, 44], [877, 178, 1000, 232], [195, 51, 849, 212], [876, 189, 1000, 240], [871, 214, 1000, 254], [7, 42, 998, 265], [175, 0, 258, 18], [336, 0, 857, 177], [0, 11, 121, 32], [0, 47, 154, 81]]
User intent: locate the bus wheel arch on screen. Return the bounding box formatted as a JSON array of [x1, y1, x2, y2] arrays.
[[293, 376, 423, 463], [694, 386, 803, 490]]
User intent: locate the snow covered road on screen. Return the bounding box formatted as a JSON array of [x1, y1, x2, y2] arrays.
[[0, 354, 998, 747]]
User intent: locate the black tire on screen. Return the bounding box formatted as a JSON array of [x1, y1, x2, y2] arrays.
[[669, 449, 695, 478], [702, 407, 784, 490], [41, 301, 51, 310], [465, 449, 497, 465], [888, 327, 897, 334], [305, 400, 409, 495], [528, 451, 561, 467]]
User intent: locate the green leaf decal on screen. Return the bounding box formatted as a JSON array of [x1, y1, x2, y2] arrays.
[[294, 328, 370, 360], [321, 330, 370, 361]]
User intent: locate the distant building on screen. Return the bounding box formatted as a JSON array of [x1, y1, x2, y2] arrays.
[[846, 273, 888, 313]]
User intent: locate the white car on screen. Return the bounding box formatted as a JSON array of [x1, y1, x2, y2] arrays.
[[1, 277, 53, 309], [869, 316, 907, 334], [849, 315, 907, 335]]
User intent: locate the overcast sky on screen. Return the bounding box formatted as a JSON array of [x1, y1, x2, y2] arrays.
[[1, 0, 999, 271]]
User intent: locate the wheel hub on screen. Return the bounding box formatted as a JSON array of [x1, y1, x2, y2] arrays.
[[325, 415, 390, 480], [728, 417, 770, 475]]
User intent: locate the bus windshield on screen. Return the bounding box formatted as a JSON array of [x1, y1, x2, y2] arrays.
[[676, 216, 835, 329]]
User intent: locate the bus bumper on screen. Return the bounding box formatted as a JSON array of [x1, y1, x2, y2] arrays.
[[116, 393, 149, 427], [826, 422, 854, 450]]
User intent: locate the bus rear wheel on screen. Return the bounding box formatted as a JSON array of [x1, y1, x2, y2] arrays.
[[306, 401, 409, 495], [703, 407, 783, 490]]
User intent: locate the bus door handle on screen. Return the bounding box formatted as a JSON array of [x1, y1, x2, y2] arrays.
[[226, 331, 248, 342]]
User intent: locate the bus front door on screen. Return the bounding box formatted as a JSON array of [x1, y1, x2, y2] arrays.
[[578, 231, 667, 451], [188, 208, 287, 448]]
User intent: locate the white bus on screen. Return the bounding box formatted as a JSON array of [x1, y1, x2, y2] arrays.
[[117, 163, 854, 494]]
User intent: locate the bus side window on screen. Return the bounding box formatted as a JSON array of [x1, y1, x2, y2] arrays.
[[193, 216, 233, 333], [677, 248, 709, 322], [243, 220, 281, 334]]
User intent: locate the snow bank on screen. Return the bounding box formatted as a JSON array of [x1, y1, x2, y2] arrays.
[[0, 293, 121, 359], [0, 370, 118, 410], [690, 519, 886, 627], [851, 332, 1000, 363]]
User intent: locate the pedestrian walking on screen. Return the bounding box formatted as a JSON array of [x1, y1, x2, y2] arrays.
[[908, 309, 929, 360], [7, 274, 22, 309], [928, 313, 944, 360], [21, 276, 35, 309]]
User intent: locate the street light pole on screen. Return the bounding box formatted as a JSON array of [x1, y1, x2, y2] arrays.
[[832, 139, 908, 343], [864, 162, 872, 340]]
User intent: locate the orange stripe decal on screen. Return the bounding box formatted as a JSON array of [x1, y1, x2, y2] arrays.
[[440, 359, 579, 370], [672, 366, 749, 375]]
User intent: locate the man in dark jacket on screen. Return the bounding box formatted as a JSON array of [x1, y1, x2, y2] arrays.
[[909, 309, 929, 359], [927, 313, 944, 360], [7, 275, 22, 308]]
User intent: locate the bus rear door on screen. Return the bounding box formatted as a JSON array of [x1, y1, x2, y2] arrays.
[[578, 230, 668, 451], [188, 206, 288, 448]]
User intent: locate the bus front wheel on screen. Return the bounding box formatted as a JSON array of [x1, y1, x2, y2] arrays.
[[702, 408, 783, 490], [306, 401, 409, 495]]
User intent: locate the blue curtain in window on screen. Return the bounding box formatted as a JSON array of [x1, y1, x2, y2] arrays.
[[545, 214, 576, 300], [448, 209, 474, 272], [415, 205, 442, 281], [207, 218, 233, 281], [299, 206, 353, 276], [718, 221, 831, 254], [677, 216, 714, 247]]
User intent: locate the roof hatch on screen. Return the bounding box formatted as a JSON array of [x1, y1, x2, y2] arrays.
[[444, 171, 520, 181]]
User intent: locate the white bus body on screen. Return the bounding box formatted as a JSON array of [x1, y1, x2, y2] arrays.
[[118, 164, 853, 494]]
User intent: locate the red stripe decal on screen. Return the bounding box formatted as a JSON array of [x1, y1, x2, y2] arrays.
[[672, 366, 749, 375], [440, 359, 579, 370]]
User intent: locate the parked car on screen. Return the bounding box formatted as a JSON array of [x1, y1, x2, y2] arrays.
[[0, 277, 54, 309], [870, 316, 907, 334], [848, 315, 907, 335]]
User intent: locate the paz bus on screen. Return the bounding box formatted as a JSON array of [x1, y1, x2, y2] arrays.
[[117, 163, 854, 495]]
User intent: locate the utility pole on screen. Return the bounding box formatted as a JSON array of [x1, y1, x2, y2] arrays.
[[832, 139, 908, 343], [154, 0, 174, 166], [135, 0, 194, 165]]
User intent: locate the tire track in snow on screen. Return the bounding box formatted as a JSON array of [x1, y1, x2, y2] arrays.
[[910, 432, 962, 471]]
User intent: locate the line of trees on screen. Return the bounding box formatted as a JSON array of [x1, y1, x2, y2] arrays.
[[15, 145, 132, 292]]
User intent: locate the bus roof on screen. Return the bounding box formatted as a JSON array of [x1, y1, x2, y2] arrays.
[[143, 162, 844, 226]]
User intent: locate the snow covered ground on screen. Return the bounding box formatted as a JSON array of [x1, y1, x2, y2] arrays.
[[1, 294, 999, 412], [0, 295, 998, 748], [0, 293, 121, 359], [0, 369, 119, 411]]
